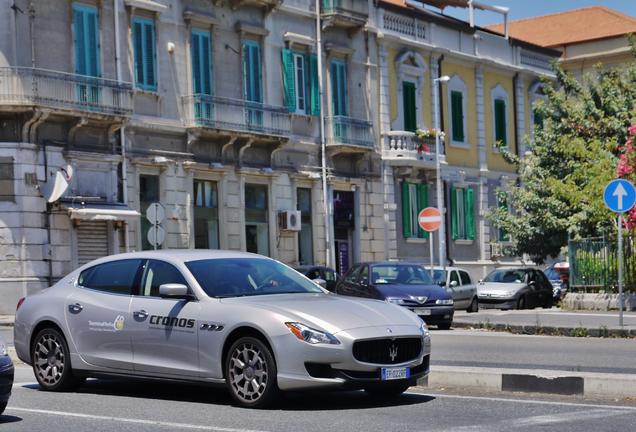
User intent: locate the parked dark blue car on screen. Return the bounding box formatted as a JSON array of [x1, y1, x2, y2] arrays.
[[0, 338, 13, 416], [335, 262, 454, 329]]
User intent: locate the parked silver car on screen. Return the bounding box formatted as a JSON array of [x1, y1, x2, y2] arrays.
[[430, 267, 479, 313], [477, 267, 554, 310], [13, 250, 431, 408]]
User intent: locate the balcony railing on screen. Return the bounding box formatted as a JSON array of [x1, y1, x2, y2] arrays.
[[321, 0, 368, 28], [382, 131, 439, 163], [183, 94, 291, 138], [325, 116, 374, 149], [0, 67, 133, 116]]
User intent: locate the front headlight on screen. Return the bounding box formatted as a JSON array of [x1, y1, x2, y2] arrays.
[[420, 322, 430, 336], [285, 322, 340, 345], [435, 299, 454, 305], [0, 341, 7, 356], [385, 297, 405, 305]]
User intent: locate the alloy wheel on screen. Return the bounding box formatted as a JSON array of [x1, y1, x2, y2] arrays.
[[33, 332, 66, 386], [228, 342, 269, 403]]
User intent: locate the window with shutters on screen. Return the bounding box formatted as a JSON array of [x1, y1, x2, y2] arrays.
[[294, 54, 306, 114], [0, 157, 14, 202], [330, 59, 347, 116], [402, 81, 416, 132], [400, 182, 429, 239], [282, 48, 320, 116], [191, 28, 213, 121], [450, 186, 476, 241], [496, 191, 511, 242], [73, 3, 100, 105], [491, 84, 509, 150], [447, 75, 468, 148], [194, 180, 219, 250], [132, 17, 157, 91], [243, 40, 263, 127]]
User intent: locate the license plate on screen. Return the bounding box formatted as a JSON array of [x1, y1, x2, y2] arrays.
[[381, 367, 410, 381], [412, 308, 431, 316]]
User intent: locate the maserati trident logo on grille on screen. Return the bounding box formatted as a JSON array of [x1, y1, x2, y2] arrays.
[[389, 344, 398, 362]]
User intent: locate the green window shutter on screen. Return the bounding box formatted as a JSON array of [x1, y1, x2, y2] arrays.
[[465, 187, 476, 241], [144, 21, 156, 90], [243, 41, 262, 103], [133, 20, 144, 87], [309, 54, 321, 116], [73, 4, 100, 77], [281, 48, 296, 113], [401, 182, 412, 239], [191, 29, 211, 95], [498, 194, 510, 242], [403, 82, 416, 132], [416, 183, 429, 239], [132, 18, 157, 91], [87, 8, 100, 77], [331, 60, 347, 116], [450, 187, 458, 241], [451, 91, 464, 142], [494, 99, 507, 146], [73, 7, 87, 75]]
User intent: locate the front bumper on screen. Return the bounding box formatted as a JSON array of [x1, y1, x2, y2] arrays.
[[273, 325, 431, 391], [478, 296, 517, 309], [406, 305, 454, 326], [0, 357, 14, 403]]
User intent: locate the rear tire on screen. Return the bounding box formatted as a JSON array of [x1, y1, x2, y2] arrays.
[[31, 327, 84, 392], [437, 322, 452, 330], [516, 295, 526, 310], [225, 336, 279, 409], [365, 383, 410, 399], [467, 297, 479, 313], [542, 298, 554, 309]]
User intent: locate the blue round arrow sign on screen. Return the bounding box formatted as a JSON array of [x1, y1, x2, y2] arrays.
[[604, 179, 636, 213]]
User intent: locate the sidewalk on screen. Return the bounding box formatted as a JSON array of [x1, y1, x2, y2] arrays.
[[453, 309, 636, 337]]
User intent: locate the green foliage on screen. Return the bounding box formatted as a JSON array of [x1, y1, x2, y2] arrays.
[[488, 54, 636, 263]]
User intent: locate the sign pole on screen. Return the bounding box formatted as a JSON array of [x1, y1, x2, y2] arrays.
[[618, 214, 624, 328], [429, 233, 434, 279]]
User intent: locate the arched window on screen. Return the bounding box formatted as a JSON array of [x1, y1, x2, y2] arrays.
[[394, 51, 426, 132]]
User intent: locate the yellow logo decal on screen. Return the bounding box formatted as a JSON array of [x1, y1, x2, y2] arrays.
[[114, 315, 125, 331]]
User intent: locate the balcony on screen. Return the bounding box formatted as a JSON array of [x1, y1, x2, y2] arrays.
[[228, 0, 283, 11], [0, 67, 133, 117], [321, 0, 368, 30], [183, 94, 291, 139], [325, 116, 374, 153], [382, 131, 441, 168]]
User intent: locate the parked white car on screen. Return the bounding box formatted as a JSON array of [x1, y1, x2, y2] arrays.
[[428, 266, 479, 313]]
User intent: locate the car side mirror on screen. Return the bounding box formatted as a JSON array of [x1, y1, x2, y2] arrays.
[[450, 280, 458, 288], [528, 281, 536, 287], [159, 283, 190, 299], [313, 278, 327, 289], [438, 281, 446, 287]]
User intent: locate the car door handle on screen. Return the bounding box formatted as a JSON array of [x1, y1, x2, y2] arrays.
[[134, 310, 149, 320], [68, 303, 83, 314]]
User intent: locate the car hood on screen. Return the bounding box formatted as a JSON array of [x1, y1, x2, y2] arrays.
[[375, 284, 451, 300], [477, 282, 525, 294], [219, 293, 421, 333]]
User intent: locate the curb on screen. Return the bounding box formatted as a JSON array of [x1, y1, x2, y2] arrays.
[[0, 322, 13, 328], [420, 366, 636, 399], [452, 321, 636, 338]]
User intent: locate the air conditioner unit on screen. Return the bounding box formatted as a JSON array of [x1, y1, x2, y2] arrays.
[[278, 210, 302, 231]]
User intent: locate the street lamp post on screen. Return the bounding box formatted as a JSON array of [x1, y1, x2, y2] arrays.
[[433, 75, 450, 270]]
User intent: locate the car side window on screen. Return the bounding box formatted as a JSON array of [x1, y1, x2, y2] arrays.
[[306, 269, 321, 280], [537, 271, 550, 287], [139, 260, 188, 297], [358, 265, 369, 285], [324, 269, 337, 282], [460, 271, 472, 285], [344, 265, 361, 283], [78, 259, 143, 295], [450, 271, 460, 286]]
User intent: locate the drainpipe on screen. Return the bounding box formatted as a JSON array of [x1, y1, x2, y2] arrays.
[[512, 73, 519, 158], [316, 0, 330, 267], [29, 2, 35, 67], [114, 0, 129, 252]]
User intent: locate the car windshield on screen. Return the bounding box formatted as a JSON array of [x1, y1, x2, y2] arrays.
[[371, 264, 434, 285], [432, 270, 446, 285], [483, 269, 527, 283], [186, 258, 324, 298]]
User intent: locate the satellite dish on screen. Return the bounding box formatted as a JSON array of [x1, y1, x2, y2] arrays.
[[40, 165, 74, 203]]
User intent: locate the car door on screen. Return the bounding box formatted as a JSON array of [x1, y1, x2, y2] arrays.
[[65, 259, 142, 371], [448, 270, 462, 307], [536, 271, 553, 305], [355, 265, 375, 298], [526, 270, 542, 307], [459, 270, 476, 306], [129, 259, 202, 378], [336, 264, 361, 296]]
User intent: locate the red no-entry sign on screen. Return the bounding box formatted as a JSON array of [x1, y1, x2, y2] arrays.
[[418, 207, 442, 232]]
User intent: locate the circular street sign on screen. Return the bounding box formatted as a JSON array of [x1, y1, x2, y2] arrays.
[[418, 207, 442, 232], [603, 179, 636, 213], [147, 225, 166, 247], [145, 202, 165, 225]]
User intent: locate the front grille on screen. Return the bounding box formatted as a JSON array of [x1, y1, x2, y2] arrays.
[[352, 337, 422, 365]]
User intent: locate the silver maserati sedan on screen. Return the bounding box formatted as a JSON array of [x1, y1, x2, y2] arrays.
[[13, 250, 431, 408]]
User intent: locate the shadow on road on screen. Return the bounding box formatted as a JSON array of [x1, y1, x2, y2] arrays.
[[19, 379, 434, 410], [0, 415, 23, 424]]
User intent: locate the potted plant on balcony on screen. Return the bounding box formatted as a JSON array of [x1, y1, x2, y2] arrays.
[[415, 128, 445, 160]]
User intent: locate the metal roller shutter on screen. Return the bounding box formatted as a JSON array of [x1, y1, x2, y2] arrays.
[[77, 221, 109, 266]]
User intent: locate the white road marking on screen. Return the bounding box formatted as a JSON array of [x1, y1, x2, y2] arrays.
[[512, 409, 625, 426], [6, 407, 270, 432], [408, 390, 636, 411], [12, 382, 38, 387]]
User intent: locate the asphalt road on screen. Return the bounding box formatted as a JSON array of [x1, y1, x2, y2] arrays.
[[3, 365, 635, 432], [430, 329, 636, 374]]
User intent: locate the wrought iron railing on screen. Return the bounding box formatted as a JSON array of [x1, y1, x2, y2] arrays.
[[0, 67, 133, 116], [183, 94, 291, 137], [321, 0, 368, 20], [325, 116, 374, 149], [382, 131, 439, 161]]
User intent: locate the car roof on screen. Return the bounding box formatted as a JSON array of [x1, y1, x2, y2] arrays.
[[83, 249, 268, 267], [428, 266, 466, 272]]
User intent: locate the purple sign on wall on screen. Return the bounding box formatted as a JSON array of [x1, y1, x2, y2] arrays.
[[337, 241, 349, 274]]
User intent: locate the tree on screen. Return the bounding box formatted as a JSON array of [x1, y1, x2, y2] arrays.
[[489, 49, 636, 263]]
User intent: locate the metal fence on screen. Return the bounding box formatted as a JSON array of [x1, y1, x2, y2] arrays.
[[325, 115, 374, 149], [569, 235, 636, 293]]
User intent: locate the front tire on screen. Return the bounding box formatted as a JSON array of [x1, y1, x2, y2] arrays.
[[467, 297, 479, 313], [365, 383, 410, 399], [225, 336, 279, 409], [516, 295, 526, 310], [31, 327, 84, 392], [438, 322, 452, 330]]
